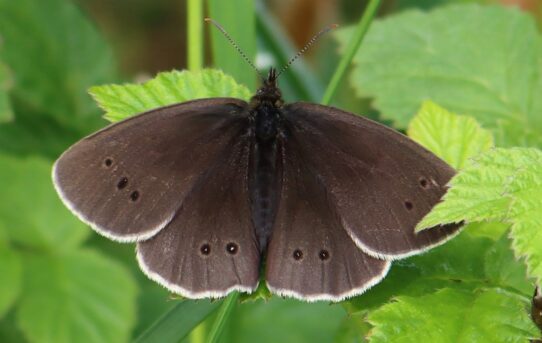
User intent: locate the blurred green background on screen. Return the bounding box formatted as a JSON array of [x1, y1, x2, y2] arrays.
[[0, 0, 541, 342]]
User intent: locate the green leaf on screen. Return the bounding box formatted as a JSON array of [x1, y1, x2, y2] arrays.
[[368, 288, 539, 343], [506, 151, 542, 283], [224, 298, 346, 343], [0, 154, 88, 250], [336, 4, 542, 147], [0, 226, 22, 318], [0, 0, 115, 131], [16, 249, 137, 343], [347, 229, 490, 312], [208, 0, 256, 90], [0, 59, 13, 122], [346, 223, 534, 314], [484, 234, 533, 296], [89, 69, 252, 122], [333, 312, 371, 343], [415, 148, 539, 230], [415, 148, 542, 283], [408, 101, 493, 169], [134, 300, 219, 343], [0, 108, 83, 159]]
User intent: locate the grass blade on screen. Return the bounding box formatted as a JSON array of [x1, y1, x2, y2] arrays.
[[134, 300, 220, 343], [321, 0, 382, 105], [207, 0, 256, 90], [255, 3, 323, 103], [206, 292, 239, 343]]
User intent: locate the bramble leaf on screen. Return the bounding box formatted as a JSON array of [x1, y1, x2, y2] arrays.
[[416, 148, 542, 283], [0, 226, 21, 318], [0, 154, 88, 250], [336, 4, 542, 147], [368, 288, 539, 343], [346, 224, 533, 313], [89, 69, 252, 122], [0, 60, 13, 122], [16, 249, 137, 343], [415, 148, 538, 230], [0, 0, 115, 131], [506, 152, 542, 283], [408, 101, 493, 169]]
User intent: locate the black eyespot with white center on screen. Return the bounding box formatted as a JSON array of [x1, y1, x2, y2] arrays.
[[293, 249, 303, 260], [130, 191, 140, 202], [200, 243, 211, 255], [419, 178, 429, 188], [117, 177, 128, 189], [226, 242, 238, 255], [104, 158, 113, 167], [319, 249, 330, 261]]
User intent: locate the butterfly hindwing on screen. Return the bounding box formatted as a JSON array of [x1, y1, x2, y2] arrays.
[[265, 137, 391, 301], [53, 98, 249, 242], [136, 135, 260, 297], [282, 103, 462, 259]]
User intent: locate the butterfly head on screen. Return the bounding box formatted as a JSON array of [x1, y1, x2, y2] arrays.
[[252, 68, 283, 107]]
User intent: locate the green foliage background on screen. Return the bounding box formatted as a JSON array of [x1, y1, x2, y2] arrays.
[[0, 0, 541, 342]]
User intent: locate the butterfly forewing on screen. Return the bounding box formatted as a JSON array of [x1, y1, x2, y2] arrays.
[[283, 102, 461, 259], [53, 98, 249, 242], [136, 135, 260, 297], [265, 137, 391, 301]]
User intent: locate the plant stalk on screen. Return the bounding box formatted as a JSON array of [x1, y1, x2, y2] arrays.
[[320, 0, 382, 105], [187, 0, 203, 71]]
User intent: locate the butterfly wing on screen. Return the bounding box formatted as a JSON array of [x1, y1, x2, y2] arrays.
[[136, 135, 260, 298], [265, 137, 390, 301], [53, 98, 249, 242], [281, 102, 462, 260]]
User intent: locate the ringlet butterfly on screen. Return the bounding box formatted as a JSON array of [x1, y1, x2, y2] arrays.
[[52, 21, 462, 302]]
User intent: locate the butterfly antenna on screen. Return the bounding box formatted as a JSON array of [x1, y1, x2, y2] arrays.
[[205, 18, 265, 81], [276, 23, 339, 78]]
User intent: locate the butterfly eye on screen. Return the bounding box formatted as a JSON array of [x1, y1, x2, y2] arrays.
[[318, 250, 330, 261], [200, 243, 211, 255], [117, 177, 128, 190], [226, 242, 238, 255], [292, 249, 303, 260], [130, 191, 140, 202], [404, 201, 413, 210], [104, 158, 113, 167]]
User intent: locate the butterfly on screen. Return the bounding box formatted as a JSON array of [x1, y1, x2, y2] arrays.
[[52, 65, 462, 302]]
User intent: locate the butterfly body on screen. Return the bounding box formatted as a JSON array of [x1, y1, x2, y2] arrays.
[[248, 68, 284, 251], [53, 69, 462, 301]]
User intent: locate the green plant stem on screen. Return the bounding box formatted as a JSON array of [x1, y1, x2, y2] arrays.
[[187, 0, 203, 71], [320, 0, 382, 105], [206, 292, 239, 343]]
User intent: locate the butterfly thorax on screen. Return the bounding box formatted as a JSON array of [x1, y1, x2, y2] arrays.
[[250, 68, 284, 141], [248, 68, 284, 252]]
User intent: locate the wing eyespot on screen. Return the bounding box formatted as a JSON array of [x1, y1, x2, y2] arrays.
[[292, 249, 303, 260], [200, 243, 211, 256], [104, 158, 113, 167], [130, 191, 140, 202], [117, 177, 128, 190], [226, 242, 239, 255], [318, 249, 330, 261], [404, 200, 413, 210], [419, 178, 429, 188]]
